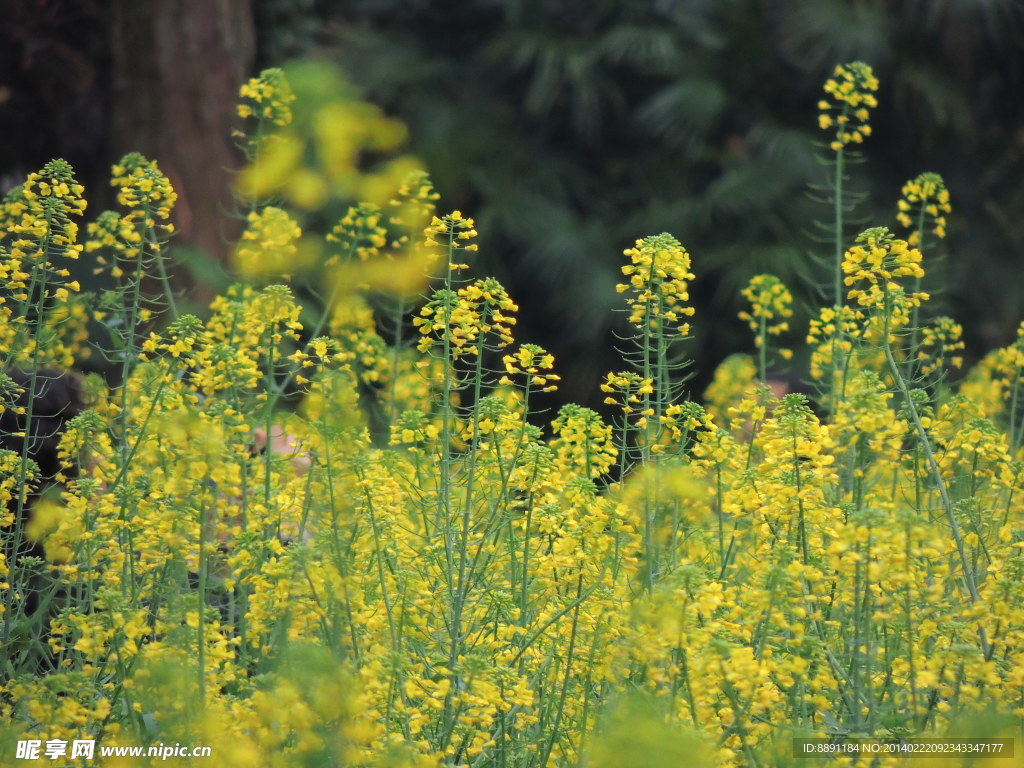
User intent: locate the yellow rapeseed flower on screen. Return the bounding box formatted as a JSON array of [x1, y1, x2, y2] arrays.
[[896, 171, 952, 244], [617, 233, 695, 336], [819, 62, 879, 151]]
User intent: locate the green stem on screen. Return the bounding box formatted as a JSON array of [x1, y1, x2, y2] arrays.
[[881, 304, 989, 656], [904, 206, 929, 382], [829, 141, 847, 421], [145, 204, 178, 319], [445, 322, 488, 734], [3, 359, 42, 647], [118, 246, 146, 465], [833, 146, 846, 308], [538, 573, 584, 768], [388, 295, 406, 425], [197, 498, 208, 705], [103, 358, 175, 496], [758, 316, 767, 383]]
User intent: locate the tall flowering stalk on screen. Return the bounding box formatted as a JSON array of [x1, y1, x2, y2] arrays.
[[614, 232, 695, 457], [234, 67, 296, 162], [414, 209, 478, 538], [415, 211, 511, 743], [0, 159, 87, 649], [896, 172, 952, 380], [611, 232, 696, 589], [108, 153, 179, 319], [817, 62, 878, 412], [842, 226, 988, 652], [738, 274, 794, 382], [818, 62, 878, 308], [381, 171, 440, 426], [82, 155, 181, 538]]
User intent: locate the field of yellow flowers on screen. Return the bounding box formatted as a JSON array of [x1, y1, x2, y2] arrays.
[[1, 63, 1022, 767]]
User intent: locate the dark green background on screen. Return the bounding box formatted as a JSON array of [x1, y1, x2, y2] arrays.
[[4, 0, 1022, 407]]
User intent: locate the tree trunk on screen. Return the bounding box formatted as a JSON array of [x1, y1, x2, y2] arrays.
[[111, 0, 255, 301]]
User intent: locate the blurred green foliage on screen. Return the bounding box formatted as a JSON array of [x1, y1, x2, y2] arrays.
[[583, 693, 714, 767], [295, 0, 1024, 404], [3, 1, 1022, 404]]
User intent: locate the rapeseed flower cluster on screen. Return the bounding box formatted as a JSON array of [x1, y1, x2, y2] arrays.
[[415, 278, 517, 359], [0, 160, 88, 369], [818, 61, 879, 150], [600, 371, 653, 418], [329, 295, 392, 385], [842, 226, 927, 311], [237, 67, 296, 127], [739, 275, 793, 342], [738, 274, 794, 370], [110, 153, 177, 227], [233, 206, 304, 279], [327, 204, 388, 264], [897, 171, 951, 243], [15, 161, 88, 259], [806, 304, 864, 383], [703, 354, 757, 427], [423, 210, 479, 270], [235, 62, 419, 211], [234, 67, 297, 162], [617, 233, 695, 336], [499, 344, 560, 393], [388, 170, 440, 252], [917, 316, 965, 376]]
